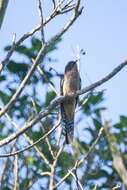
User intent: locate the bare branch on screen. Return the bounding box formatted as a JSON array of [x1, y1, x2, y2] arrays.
[[31, 99, 55, 161], [37, 65, 58, 95], [52, 0, 56, 9], [0, 0, 83, 118], [0, 0, 81, 74], [0, 43, 47, 118], [54, 127, 104, 189], [104, 120, 127, 187], [37, 0, 45, 43], [112, 184, 121, 190], [13, 148, 19, 190], [0, 0, 9, 29], [0, 121, 60, 157], [93, 185, 98, 190], [69, 169, 84, 190], [0, 60, 126, 147], [5, 112, 50, 166], [0, 145, 14, 188], [49, 144, 64, 190]]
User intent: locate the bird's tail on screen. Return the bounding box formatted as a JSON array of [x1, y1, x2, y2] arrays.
[[61, 115, 74, 144]]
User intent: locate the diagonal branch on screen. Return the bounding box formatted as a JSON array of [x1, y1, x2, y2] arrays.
[[13, 147, 19, 190], [0, 0, 83, 118], [5, 111, 51, 166], [37, 0, 45, 44], [0, 43, 47, 118], [69, 169, 84, 190], [53, 127, 104, 189], [0, 0, 82, 74], [0, 60, 126, 147], [0, 121, 60, 157], [0, 0, 9, 29], [49, 144, 64, 190], [104, 121, 127, 187]]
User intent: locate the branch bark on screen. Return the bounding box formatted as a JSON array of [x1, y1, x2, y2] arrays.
[[104, 121, 127, 187], [0, 0, 9, 29], [0, 121, 60, 157], [0, 61, 126, 148], [0, 0, 83, 118], [0, 0, 82, 74]]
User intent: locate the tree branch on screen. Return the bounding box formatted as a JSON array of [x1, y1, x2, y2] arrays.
[[0, 0, 9, 29], [49, 144, 64, 190], [53, 127, 104, 189], [0, 0, 82, 74], [0, 0, 83, 118], [0, 121, 60, 157], [104, 121, 127, 187], [0, 43, 47, 118], [37, 0, 45, 44], [0, 60, 126, 148], [13, 147, 19, 190], [5, 111, 51, 166]]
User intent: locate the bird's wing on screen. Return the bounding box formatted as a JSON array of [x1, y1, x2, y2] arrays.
[[60, 77, 64, 95], [60, 77, 66, 118], [76, 76, 81, 107]]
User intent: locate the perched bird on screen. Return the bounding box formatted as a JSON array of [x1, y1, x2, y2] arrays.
[[60, 61, 81, 144]]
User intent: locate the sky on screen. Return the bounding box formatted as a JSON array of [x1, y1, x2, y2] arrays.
[[0, 0, 127, 123]]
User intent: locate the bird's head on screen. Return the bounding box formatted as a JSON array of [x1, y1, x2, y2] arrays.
[[65, 61, 77, 73]]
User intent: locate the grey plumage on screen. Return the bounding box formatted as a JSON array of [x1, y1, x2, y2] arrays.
[[60, 61, 81, 144]]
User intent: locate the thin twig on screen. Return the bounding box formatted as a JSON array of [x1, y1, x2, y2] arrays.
[[31, 99, 55, 160], [37, 0, 45, 44], [69, 169, 84, 190], [49, 144, 64, 190], [93, 185, 98, 190], [53, 127, 104, 189], [103, 120, 127, 186], [0, 144, 14, 188], [0, 43, 47, 118], [76, 93, 90, 113], [52, 0, 56, 9], [37, 65, 58, 95], [0, 59, 126, 148], [13, 147, 19, 190], [0, 0, 79, 74], [0, 121, 60, 157], [112, 183, 121, 190], [0, 0, 83, 118], [5, 112, 50, 166], [74, 161, 83, 190]]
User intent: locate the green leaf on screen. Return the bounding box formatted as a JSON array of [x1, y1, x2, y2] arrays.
[[82, 91, 105, 116], [46, 37, 62, 54], [92, 118, 102, 130], [2, 187, 11, 190], [7, 60, 28, 78], [31, 37, 42, 51], [5, 45, 36, 59], [0, 75, 6, 81], [45, 91, 56, 107], [0, 90, 10, 104]]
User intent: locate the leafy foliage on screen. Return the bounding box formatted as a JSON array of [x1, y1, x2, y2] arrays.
[[0, 37, 127, 190]]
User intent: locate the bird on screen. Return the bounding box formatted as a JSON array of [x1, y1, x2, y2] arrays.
[[60, 61, 81, 144]]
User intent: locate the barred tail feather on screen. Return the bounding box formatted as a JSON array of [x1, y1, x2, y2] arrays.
[[61, 118, 74, 144]]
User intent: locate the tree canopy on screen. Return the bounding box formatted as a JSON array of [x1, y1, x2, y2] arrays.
[[0, 1, 127, 190]]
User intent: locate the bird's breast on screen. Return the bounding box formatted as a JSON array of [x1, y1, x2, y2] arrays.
[[63, 73, 80, 95]]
